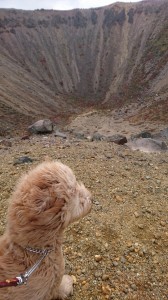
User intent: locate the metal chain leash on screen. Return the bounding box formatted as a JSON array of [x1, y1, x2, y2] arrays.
[[0, 247, 53, 287], [25, 246, 53, 255]]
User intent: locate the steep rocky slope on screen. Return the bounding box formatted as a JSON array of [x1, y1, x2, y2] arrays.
[[0, 0, 167, 132]]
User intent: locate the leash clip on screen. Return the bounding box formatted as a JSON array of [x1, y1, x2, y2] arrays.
[[16, 274, 28, 286]]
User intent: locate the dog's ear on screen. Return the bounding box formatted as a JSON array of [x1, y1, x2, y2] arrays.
[[28, 184, 61, 213], [26, 187, 46, 213], [27, 181, 71, 227], [28, 196, 65, 226], [9, 185, 65, 227]]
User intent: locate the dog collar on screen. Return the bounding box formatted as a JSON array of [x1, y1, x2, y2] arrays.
[[0, 247, 53, 288], [25, 246, 53, 255]]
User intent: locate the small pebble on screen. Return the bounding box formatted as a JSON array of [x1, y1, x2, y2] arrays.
[[94, 255, 102, 262]]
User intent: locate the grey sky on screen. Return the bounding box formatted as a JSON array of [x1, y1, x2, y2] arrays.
[[0, 0, 140, 10]]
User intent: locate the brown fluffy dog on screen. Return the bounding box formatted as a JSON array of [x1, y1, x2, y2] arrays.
[[0, 161, 91, 299]]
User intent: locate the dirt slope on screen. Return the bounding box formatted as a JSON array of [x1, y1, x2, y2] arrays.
[[0, 0, 167, 132]]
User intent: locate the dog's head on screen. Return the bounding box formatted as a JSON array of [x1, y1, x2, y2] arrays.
[[7, 161, 91, 246]]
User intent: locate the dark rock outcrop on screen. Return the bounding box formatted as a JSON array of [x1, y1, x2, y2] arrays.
[[131, 131, 153, 139], [106, 134, 127, 145], [13, 156, 33, 165]]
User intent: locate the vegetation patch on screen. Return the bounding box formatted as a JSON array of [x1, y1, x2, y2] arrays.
[[103, 8, 126, 28]]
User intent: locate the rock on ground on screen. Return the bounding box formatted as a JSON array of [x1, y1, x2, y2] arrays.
[[28, 119, 53, 134], [126, 138, 167, 153]]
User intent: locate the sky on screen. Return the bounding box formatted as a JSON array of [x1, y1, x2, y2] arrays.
[[0, 0, 140, 11]]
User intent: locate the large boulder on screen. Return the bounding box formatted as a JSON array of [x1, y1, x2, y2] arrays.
[[126, 138, 168, 153], [28, 119, 53, 134]]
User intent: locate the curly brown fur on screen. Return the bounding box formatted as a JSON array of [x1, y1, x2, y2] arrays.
[[0, 161, 92, 300]]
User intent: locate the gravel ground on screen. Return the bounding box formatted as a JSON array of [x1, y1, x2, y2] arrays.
[[0, 134, 168, 300]]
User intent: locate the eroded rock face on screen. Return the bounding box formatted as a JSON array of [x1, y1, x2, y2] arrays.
[[126, 138, 168, 153], [0, 0, 167, 123], [28, 119, 53, 134]]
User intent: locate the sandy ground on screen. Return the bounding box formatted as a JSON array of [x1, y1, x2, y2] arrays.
[[66, 109, 165, 139], [0, 111, 168, 300]]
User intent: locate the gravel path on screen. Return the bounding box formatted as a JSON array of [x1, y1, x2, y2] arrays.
[[0, 134, 168, 300]]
